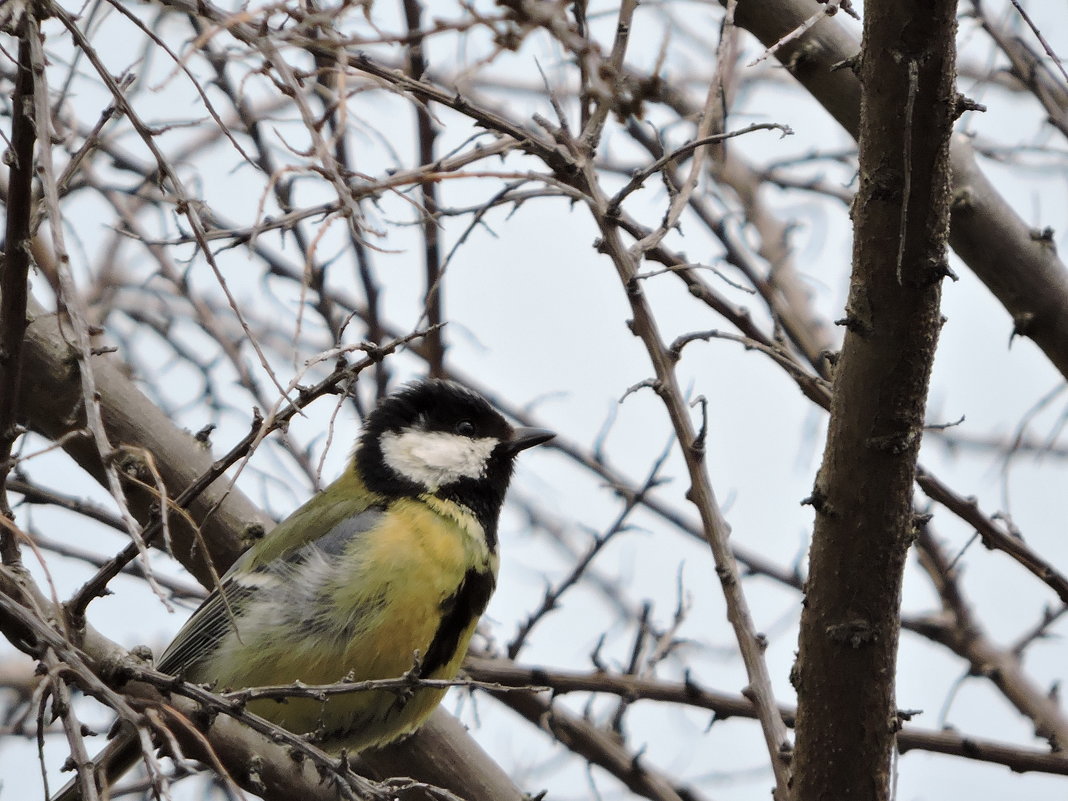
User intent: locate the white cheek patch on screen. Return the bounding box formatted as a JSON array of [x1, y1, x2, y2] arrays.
[[379, 429, 498, 490]]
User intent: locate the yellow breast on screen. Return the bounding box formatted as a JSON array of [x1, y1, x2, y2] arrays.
[[206, 496, 498, 752]]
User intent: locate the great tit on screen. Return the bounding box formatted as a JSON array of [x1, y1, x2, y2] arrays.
[[57, 378, 554, 799]]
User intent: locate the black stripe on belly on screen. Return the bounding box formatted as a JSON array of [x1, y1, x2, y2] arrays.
[[421, 568, 495, 677]]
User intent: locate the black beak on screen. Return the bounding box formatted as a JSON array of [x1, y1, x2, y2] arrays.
[[504, 426, 555, 454]]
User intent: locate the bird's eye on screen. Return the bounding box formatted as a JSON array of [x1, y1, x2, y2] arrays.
[[454, 420, 475, 436]]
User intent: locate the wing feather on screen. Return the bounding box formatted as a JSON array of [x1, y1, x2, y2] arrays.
[[157, 506, 387, 678], [157, 579, 258, 675]]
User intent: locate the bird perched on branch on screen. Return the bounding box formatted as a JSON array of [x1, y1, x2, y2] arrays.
[[57, 378, 554, 799]]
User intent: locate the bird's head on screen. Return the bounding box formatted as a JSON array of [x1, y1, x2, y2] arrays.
[[355, 379, 554, 513]]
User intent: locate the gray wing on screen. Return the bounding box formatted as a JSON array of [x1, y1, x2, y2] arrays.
[[156, 579, 256, 676], [156, 507, 386, 677]]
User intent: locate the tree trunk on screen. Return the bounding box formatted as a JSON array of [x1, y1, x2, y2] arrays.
[[792, 1, 959, 798]]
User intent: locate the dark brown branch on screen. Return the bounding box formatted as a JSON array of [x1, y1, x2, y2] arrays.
[[913, 525, 1068, 749], [792, 1, 958, 798], [728, 0, 1068, 383], [403, 0, 446, 378], [972, 0, 1068, 140], [576, 149, 794, 801], [482, 680, 706, 801], [916, 468, 1068, 606], [466, 656, 1068, 776], [0, 25, 36, 559]]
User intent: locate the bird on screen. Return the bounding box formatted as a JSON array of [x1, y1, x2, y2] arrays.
[[56, 378, 554, 799]]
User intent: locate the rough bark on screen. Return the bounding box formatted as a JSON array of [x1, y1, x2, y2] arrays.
[[791, 1, 958, 799]]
